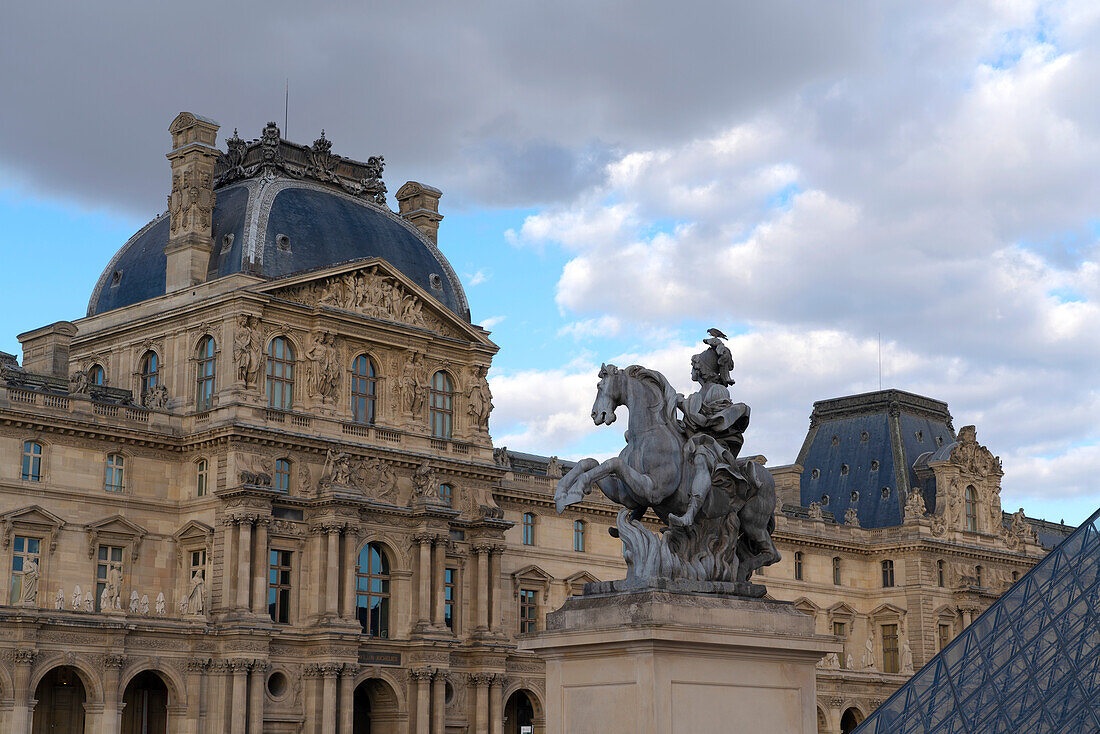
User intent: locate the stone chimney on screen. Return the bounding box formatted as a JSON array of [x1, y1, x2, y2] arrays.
[[18, 321, 78, 378], [164, 112, 220, 292], [395, 181, 443, 244]]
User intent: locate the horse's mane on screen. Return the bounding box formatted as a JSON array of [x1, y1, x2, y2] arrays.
[[623, 365, 679, 426]]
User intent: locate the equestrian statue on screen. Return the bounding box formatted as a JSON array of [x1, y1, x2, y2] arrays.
[[555, 331, 780, 595]]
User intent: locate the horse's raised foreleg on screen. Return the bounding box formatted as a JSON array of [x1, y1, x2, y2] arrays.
[[580, 456, 658, 506], [555, 458, 600, 513]]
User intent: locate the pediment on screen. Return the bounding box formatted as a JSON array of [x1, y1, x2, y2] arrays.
[[564, 570, 599, 586], [792, 597, 822, 614], [932, 604, 958, 619], [86, 515, 148, 560], [870, 602, 907, 619], [257, 258, 492, 344], [513, 564, 553, 601], [173, 520, 213, 543], [828, 602, 858, 618], [88, 515, 148, 537], [1, 505, 65, 531]]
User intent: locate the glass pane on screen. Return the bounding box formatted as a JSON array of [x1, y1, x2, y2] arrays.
[[27, 538, 39, 554]]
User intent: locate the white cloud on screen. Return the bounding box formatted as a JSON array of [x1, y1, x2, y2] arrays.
[[480, 315, 506, 329], [464, 269, 491, 286]]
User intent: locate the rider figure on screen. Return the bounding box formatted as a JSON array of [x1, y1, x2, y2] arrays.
[[668, 333, 751, 528]]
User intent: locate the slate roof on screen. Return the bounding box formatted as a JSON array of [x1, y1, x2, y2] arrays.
[[796, 389, 955, 529], [855, 507, 1100, 733]]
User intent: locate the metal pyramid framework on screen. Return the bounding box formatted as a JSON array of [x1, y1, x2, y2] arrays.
[[855, 507, 1100, 733]]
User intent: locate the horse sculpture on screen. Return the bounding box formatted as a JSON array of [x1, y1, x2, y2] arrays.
[[555, 358, 780, 592]]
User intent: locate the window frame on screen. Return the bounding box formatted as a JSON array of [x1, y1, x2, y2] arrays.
[[522, 512, 535, 546], [794, 551, 804, 581], [964, 485, 978, 531], [9, 535, 41, 605], [88, 364, 105, 387], [196, 336, 216, 411], [832, 556, 841, 586], [139, 350, 159, 404], [881, 623, 900, 674], [429, 370, 454, 439], [519, 587, 538, 634], [937, 559, 945, 587], [573, 520, 586, 553], [938, 622, 952, 651], [268, 548, 293, 624], [356, 542, 391, 638], [438, 483, 453, 505], [444, 566, 457, 631], [21, 440, 43, 482], [881, 559, 895, 588], [196, 458, 208, 498], [351, 354, 378, 425], [274, 458, 291, 493], [95, 544, 124, 612], [104, 453, 126, 493], [266, 337, 295, 411]]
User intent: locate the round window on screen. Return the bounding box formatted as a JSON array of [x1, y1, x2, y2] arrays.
[[267, 671, 288, 698]]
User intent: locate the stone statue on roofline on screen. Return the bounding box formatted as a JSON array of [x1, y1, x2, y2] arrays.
[[555, 330, 780, 596]]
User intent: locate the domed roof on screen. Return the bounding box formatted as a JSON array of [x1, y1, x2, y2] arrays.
[[88, 127, 469, 321]]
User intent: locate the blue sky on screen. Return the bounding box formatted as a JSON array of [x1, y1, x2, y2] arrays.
[[3, 0, 1100, 526]]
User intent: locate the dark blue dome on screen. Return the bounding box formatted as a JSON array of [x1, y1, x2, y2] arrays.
[[89, 179, 469, 320]]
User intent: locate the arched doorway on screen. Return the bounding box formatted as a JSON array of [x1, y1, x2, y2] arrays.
[[841, 707, 864, 734], [121, 671, 168, 734], [504, 690, 535, 734], [32, 666, 87, 734], [352, 678, 401, 734], [818, 707, 828, 734]]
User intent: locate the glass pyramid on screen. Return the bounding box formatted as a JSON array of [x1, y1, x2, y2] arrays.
[[855, 507, 1100, 733]]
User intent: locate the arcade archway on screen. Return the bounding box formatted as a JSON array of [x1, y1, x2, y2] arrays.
[[841, 707, 864, 733], [32, 666, 87, 734], [353, 677, 401, 734], [504, 689, 535, 734], [121, 670, 168, 734]]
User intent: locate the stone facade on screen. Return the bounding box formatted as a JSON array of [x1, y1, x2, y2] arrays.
[[0, 113, 1070, 734]]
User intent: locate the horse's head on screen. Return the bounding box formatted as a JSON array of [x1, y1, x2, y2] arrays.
[[592, 363, 623, 425]]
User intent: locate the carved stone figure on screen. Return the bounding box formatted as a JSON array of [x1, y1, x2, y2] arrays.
[[950, 425, 1002, 476], [905, 487, 927, 518], [845, 654, 854, 670], [56, 588, 64, 610], [143, 383, 169, 409], [466, 365, 493, 430], [412, 461, 437, 499], [807, 501, 824, 521], [83, 589, 93, 612], [105, 561, 123, 610], [100, 585, 111, 612], [129, 590, 140, 614], [844, 507, 860, 527], [72, 585, 83, 611], [18, 556, 39, 604], [234, 315, 261, 386], [361, 458, 398, 501], [554, 331, 779, 592], [306, 332, 340, 404], [901, 639, 915, 674], [494, 447, 511, 469], [398, 352, 426, 416], [546, 456, 563, 480], [862, 636, 876, 670], [821, 652, 840, 668], [69, 369, 91, 395], [321, 448, 354, 487], [154, 592, 165, 616], [186, 569, 206, 615]]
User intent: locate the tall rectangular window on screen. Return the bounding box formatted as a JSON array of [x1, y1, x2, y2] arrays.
[[351, 355, 377, 425], [444, 567, 456, 630], [105, 454, 125, 492], [429, 371, 454, 439], [438, 483, 452, 505], [196, 337, 216, 411], [96, 545, 123, 612], [938, 623, 951, 651], [882, 624, 900, 673], [522, 513, 535, 546], [832, 556, 841, 585], [21, 441, 42, 481], [882, 560, 895, 588], [519, 588, 537, 634], [268, 549, 292, 624], [274, 459, 291, 493], [196, 459, 208, 497], [833, 621, 847, 668], [9, 536, 40, 604], [794, 551, 804, 581], [573, 520, 585, 552]]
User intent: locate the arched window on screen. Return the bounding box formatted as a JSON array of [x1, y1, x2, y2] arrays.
[[937, 560, 945, 587], [522, 513, 535, 546], [21, 441, 42, 481], [105, 453, 125, 492], [832, 556, 841, 585], [794, 551, 804, 580], [88, 364, 105, 387], [429, 371, 454, 439], [356, 543, 390, 638], [881, 559, 895, 588], [196, 458, 208, 497], [274, 459, 291, 493], [438, 483, 453, 505], [964, 486, 978, 531], [196, 336, 216, 411], [267, 337, 295, 410], [351, 355, 377, 425], [139, 351, 158, 404], [975, 565, 983, 587], [573, 520, 586, 552]]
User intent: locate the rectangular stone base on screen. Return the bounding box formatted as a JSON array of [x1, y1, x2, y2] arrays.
[[519, 590, 839, 734]]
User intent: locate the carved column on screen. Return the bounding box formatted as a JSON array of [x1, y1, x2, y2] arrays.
[[249, 660, 267, 734], [251, 518, 269, 614], [326, 527, 340, 619], [321, 664, 339, 733], [207, 661, 227, 734], [411, 668, 431, 734], [489, 546, 503, 634], [415, 534, 433, 628], [961, 608, 974, 628], [342, 526, 360, 620], [230, 659, 249, 734], [338, 663, 358, 734], [185, 658, 208, 734], [474, 544, 490, 632], [472, 673, 490, 734], [311, 527, 326, 619], [101, 654, 126, 734], [9, 650, 36, 734], [489, 675, 503, 734], [432, 535, 446, 628], [236, 518, 253, 611], [431, 669, 446, 734], [222, 518, 237, 612]]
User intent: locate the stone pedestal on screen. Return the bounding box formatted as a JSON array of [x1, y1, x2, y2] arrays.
[[518, 589, 839, 734]]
